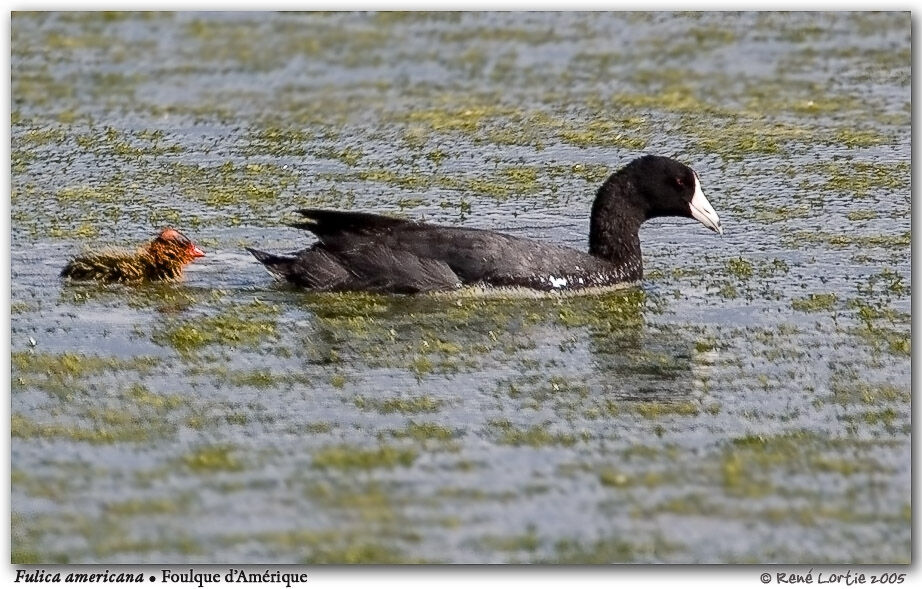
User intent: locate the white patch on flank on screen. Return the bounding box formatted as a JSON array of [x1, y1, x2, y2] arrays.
[[689, 173, 723, 234], [432, 281, 635, 300], [549, 276, 568, 289]]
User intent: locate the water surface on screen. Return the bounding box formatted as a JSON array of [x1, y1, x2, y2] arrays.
[[10, 11, 910, 563]]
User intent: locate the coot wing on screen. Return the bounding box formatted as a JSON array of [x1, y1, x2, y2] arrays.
[[292, 209, 416, 237], [292, 209, 616, 290]]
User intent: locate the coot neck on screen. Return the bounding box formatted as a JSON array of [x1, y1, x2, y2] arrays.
[[588, 175, 645, 280]]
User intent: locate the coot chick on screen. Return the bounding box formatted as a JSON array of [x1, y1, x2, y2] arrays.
[[61, 228, 205, 283], [247, 155, 722, 294]]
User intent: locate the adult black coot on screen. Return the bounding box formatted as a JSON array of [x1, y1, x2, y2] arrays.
[[247, 155, 722, 294]]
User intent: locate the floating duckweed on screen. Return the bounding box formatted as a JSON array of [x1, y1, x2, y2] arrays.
[[752, 204, 812, 224], [304, 422, 334, 434], [613, 87, 713, 114], [694, 337, 718, 353], [154, 300, 279, 354], [17, 127, 67, 146], [409, 355, 434, 376], [599, 469, 630, 488], [488, 419, 583, 447], [244, 127, 310, 156], [121, 383, 184, 411], [403, 104, 515, 133], [786, 231, 910, 250], [550, 162, 612, 184], [72, 126, 183, 158], [548, 535, 679, 564], [10, 513, 48, 564], [308, 542, 411, 564], [12, 351, 160, 398], [830, 378, 909, 406], [387, 421, 455, 442], [10, 301, 35, 314], [312, 444, 417, 469], [725, 257, 754, 279], [633, 400, 700, 419], [181, 444, 244, 472], [847, 210, 878, 221], [228, 369, 280, 389], [691, 119, 810, 160], [850, 324, 910, 357], [558, 118, 647, 149], [480, 526, 541, 553], [791, 293, 838, 312], [805, 161, 910, 197], [11, 414, 166, 444], [833, 128, 891, 148], [349, 165, 545, 200], [13, 351, 155, 378], [721, 431, 883, 495], [356, 169, 431, 190], [104, 497, 184, 516], [353, 395, 443, 414], [857, 268, 910, 298], [856, 408, 899, 427], [599, 468, 666, 488]]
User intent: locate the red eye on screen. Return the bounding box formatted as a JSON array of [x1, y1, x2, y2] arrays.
[[675, 176, 685, 188]]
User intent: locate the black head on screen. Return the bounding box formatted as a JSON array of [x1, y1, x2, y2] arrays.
[[616, 155, 722, 234]]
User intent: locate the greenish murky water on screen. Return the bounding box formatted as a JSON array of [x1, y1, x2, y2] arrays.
[[10, 11, 910, 564]]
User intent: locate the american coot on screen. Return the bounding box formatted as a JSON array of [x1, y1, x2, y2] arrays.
[[248, 155, 722, 294], [61, 228, 206, 283]]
